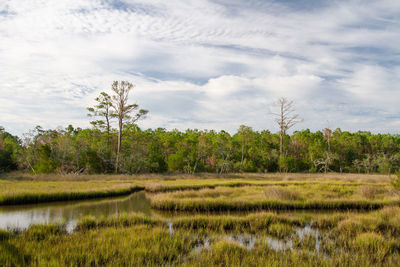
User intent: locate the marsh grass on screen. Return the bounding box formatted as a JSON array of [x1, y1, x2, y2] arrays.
[[2, 207, 400, 266], [0, 173, 391, 206], [1, 225, 195, 266], [1, 173, 400, 266], [264, 187, 302, 201], [150, 182, 400, 212], [2, 171, 390, 182], [268, 223, 294, 238], [0, 180, 144, 205], [0, 229, 10, 241], [358, 185, 385, 199]]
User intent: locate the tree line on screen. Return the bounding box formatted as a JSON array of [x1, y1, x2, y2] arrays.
[[1, 81, 400, 175]]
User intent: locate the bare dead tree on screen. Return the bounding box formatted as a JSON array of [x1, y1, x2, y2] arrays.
[[271, 97, 303, 157], [111, 81, 148, 173], [312, 152, 337, 173]]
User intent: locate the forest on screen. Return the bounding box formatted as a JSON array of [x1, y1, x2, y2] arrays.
[[1, 124, 400, 175]]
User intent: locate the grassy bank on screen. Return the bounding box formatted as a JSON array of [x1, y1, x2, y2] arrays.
[[0, 180, 144, 205], [1, 207, 400, 266], [1, 172, 391, 206], [1, 171, 390, 182], [150, 184, 400, 211]]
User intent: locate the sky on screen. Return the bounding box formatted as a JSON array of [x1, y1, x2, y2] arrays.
[[1, 0, 400, 136]]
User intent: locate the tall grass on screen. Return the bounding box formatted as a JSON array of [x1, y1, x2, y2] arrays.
[[150, 183, 399, 212], [0, 184, 144, 205], [151, 198, 400, 212], [2, 207, 400, 266]]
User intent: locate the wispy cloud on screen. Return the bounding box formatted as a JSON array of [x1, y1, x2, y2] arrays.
[[0, 0, 399, 135]]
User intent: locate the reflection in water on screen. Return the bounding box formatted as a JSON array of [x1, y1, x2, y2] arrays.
[[192, 236, 210, 257], [167, 221, 174, 235], [266, 236, 293, 251], [227, 234, 257, 251], [0, 191, 151, 231], [189, 224, 324, 257]]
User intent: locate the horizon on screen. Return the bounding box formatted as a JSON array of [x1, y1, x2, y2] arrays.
[[1, 0, 400, 136]]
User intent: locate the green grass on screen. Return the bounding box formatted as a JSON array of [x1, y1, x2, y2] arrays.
[[2, 207, 400, 266], [0, 172, 392, 206], [1, 173, 400, 265], [150, 184, 400, 211], [0, 180, 144, 205]]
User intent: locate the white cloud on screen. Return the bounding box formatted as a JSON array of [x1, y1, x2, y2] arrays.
[[0, 0, 399, 135]]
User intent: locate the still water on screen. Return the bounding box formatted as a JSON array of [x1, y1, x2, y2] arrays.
[[0, 191, 151, 232]]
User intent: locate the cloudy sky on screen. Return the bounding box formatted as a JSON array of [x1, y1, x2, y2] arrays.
[[1, 0, 400, 136]]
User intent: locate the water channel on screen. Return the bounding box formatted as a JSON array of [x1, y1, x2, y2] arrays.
[[0, 192, 350, 257], [0, 191, 151, 232]]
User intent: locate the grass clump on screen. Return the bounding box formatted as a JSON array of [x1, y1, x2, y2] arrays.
[[0, 229, 11, 241], [76, 213, 158, 231], [358, 185, 383, 199], [268, 223, 294, 238], [336, 218, 364, 236], [23, 224, 66, 241], [264, 186, 302, 201], [353, 232, 390, 263]]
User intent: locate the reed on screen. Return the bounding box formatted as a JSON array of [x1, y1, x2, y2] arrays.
[[1, 207, 400, 266], [0, 180, 144, 205]]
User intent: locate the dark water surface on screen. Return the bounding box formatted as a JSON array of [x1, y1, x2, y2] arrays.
[[0, 191, 151, 232]]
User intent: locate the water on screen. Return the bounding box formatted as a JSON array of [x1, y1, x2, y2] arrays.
[[167, 221, 174, 235], [193, 236, 210, 257], [0, 194, 331, 258], [0, 191, 151, 231], [226, 234, 257, 250], [189, 224, 324, 257]]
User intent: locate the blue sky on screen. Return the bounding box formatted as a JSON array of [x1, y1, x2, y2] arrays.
[[1, 0, 400, 136]]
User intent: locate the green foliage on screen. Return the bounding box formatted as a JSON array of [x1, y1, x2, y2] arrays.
[[390, 170, 400, 189], [33, 144, 56, 174], [0, 127, 20, 172], [6, 122, 400, 174], [168, 152, 185, 172]]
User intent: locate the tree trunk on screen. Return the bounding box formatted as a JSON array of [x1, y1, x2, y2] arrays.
[[116, 118, 122, 173], [106, 113, 110, 149], [241, 140, 245, 168], [192, 158, 199, 174]]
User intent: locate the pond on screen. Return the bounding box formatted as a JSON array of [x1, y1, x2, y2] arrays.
[[0, 191, 151, 232]]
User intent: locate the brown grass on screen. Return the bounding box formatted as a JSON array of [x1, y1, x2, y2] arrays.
[[1, 171, 390, 183], [358, 185, 383, 199], [263, 187, 302, 201]]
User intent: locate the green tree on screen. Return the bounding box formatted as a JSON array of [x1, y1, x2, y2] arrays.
[[87, 92, 114, 147], [0, 127, 21, 172]]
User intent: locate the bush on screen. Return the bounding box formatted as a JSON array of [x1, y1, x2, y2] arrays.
[[390, 171, 400, 189]]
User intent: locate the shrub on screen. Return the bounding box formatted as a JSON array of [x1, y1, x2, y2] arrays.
[[390, 171, 400, 189]]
